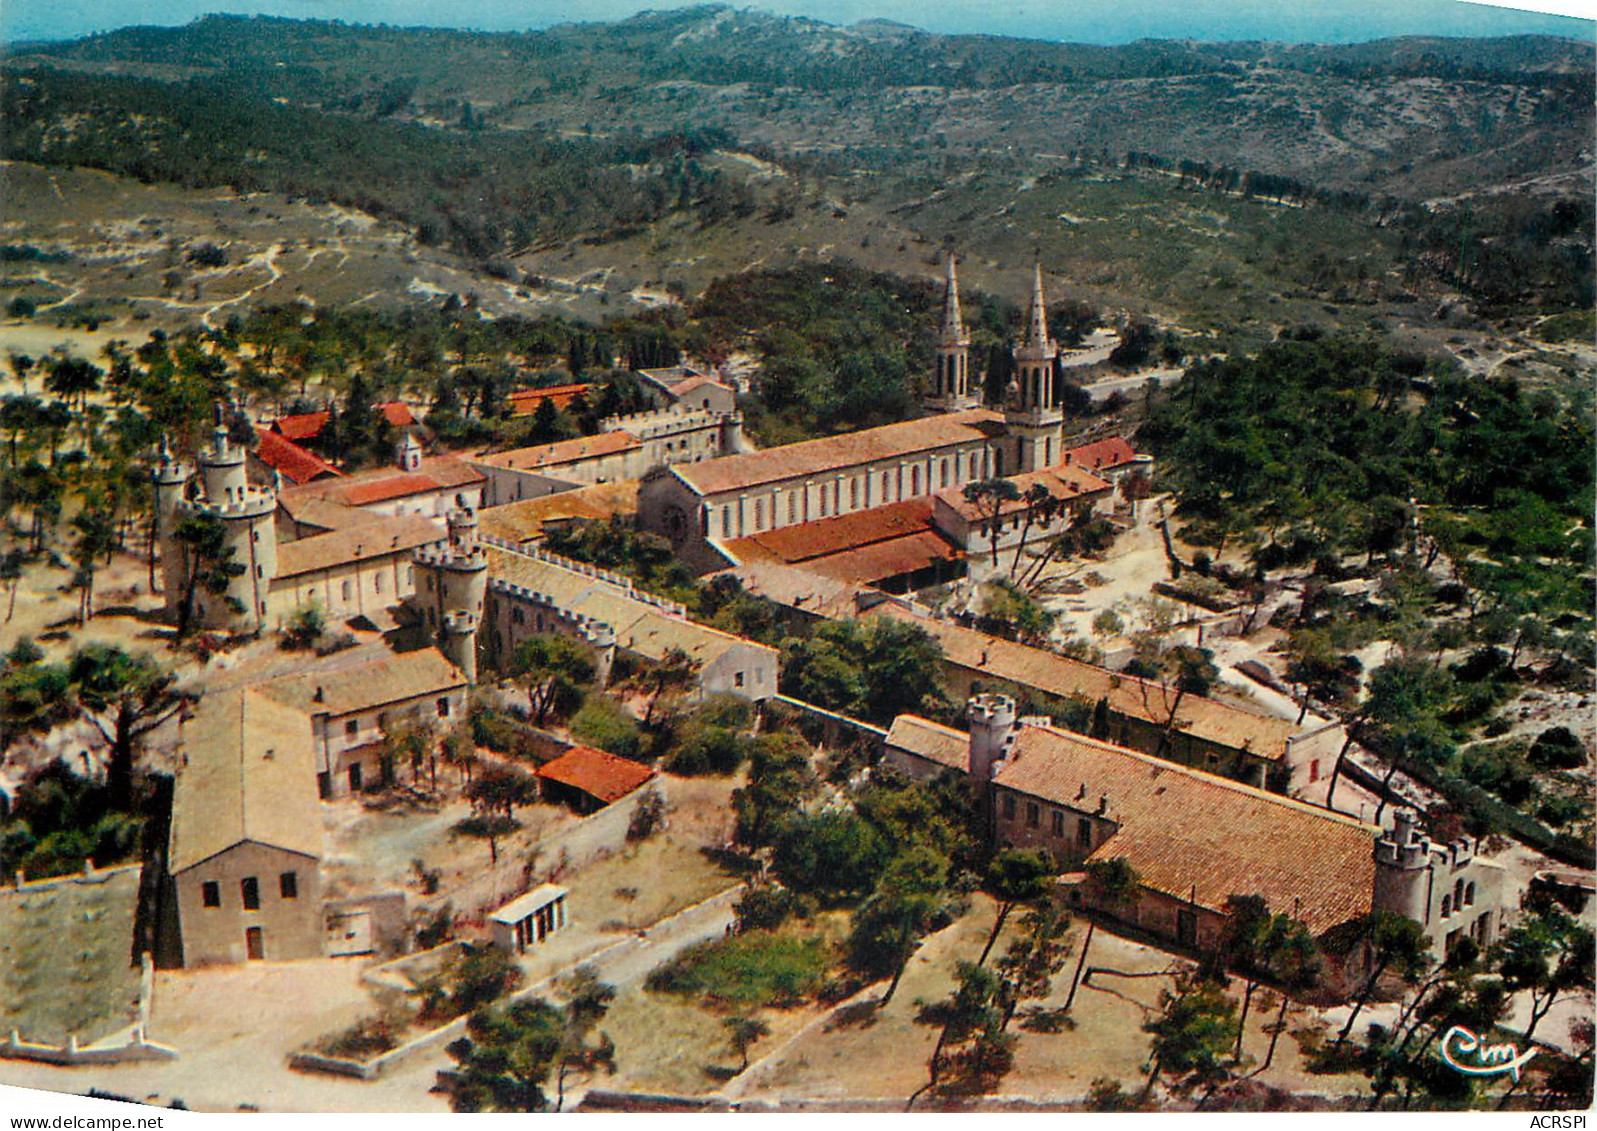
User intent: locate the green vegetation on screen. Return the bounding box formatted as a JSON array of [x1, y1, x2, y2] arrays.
[[3, 68, 748, 263], [779, 616, 948, 725], [445, 968, 618, 1112], [646, 926, 834, 1009]]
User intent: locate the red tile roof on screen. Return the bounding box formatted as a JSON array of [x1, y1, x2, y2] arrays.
[[536, 745, 656, 806], [376, 401, 415, 428], [255, 429, 342, 485], [272, 403, 415, 441], [273, 411, 329, 442], [724, 498, 963, 584], [1064, 437, 1143, 473], [508, 383, 593, 416], [934, 462, 1112, 522], [278, 455, 484, 510], [677, 409, 1005, 496], [728, 499, 939, 564], [996, 723, 1377, 935]]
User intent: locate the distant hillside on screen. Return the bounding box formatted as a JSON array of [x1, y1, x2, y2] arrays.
[[10, 9, 1591, 199], [1, 7, 1590, 329]]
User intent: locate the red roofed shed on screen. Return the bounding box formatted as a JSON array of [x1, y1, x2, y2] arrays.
[[537, 745, 657, 814]]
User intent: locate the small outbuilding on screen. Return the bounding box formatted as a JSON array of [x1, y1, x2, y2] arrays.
[[536, 744, 657, 815], [490, 884, 569, 954]]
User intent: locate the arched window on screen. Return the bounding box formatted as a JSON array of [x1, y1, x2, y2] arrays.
[[911, 467, 921, 495], [1464, 881, 1475, 906], [1440, 895, 1452, 918], [341, 579, 352, 601], [1455, 879, 1465, 908]]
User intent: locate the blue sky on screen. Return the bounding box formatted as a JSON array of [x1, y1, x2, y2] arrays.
[[2, 0, 1591, 46]]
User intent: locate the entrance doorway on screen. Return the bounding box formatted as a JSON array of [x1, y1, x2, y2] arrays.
[[1176, 909, 1197, 947], [245, 926, 265, 960], [348, 763, 363, 792]]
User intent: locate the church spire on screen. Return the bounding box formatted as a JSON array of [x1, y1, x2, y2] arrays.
[[939, 254, 967, 345], [1022, 262, 1050, 351]]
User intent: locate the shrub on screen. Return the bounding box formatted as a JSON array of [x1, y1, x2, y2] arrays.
[[665, 723, 745, 775], [626, 789, 666, 841], [1529, 727, 1588, 770], [571, 696, 642, 758], [734, 885, 799, 933], [645, 928, 831, 1008]]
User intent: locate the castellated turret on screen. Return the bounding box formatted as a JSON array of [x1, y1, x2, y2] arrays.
[[150, 437, 193, 601], [1373, 809, 1435, 925], [968, 693, 1020, 781], [152, 406, 277, 633], [411, 506, 487, 684]]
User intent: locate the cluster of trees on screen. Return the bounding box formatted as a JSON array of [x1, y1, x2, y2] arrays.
[[3, 67, 751, 263], [0, 642, 188, 877]]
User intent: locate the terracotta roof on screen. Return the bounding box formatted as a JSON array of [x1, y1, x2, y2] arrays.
[[934, 462, 1112, 523], [1064, 437, 1144, 473], [662, 375, 732, 400], [508, 383, 593, 416], [477, 480, 640, 546], [727, 499, 939, 564], [800, 531, 963, 584], [257, 648, 467, 718], [885, 714, 970, 773], [537, 744, 655, 805], [873, 605, 1297, 759], [376, 401, 415, 428], [476, 431, 641, 471], [255, 430, 341, 485], [279, 455, 484, 510], [168, 690, 321, 873], [995, 722, 1377, 935], [273, 411, 329, 442], [675, 409, 1005, 496], [274, 514, 444, 579]]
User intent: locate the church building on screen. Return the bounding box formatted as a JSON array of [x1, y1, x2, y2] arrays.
[[638, 259, 1074, 572]]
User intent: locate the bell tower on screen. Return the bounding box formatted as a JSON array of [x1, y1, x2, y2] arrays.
[[926, 254, 979, 413], [1004, 264, 1064, 472]]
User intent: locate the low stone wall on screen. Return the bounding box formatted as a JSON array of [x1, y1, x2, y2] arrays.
[[2, 1025, 177, 1067]]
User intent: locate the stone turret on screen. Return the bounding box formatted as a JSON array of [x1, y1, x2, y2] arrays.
[[1005, 264, 1064, 472], [412, 507, 488, 683], [150, 437, 193, 601], [156, 405, 278, 633], [927, 254, 979, 413], [1373, 809, 1431, 925], [719, 411, 748, 455], [968, 693, 1019, 782]]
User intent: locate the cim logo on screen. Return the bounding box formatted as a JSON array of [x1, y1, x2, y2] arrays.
[[1439, 1025, 1537, 1082]]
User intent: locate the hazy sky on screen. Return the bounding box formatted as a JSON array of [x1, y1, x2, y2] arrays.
[[2, 0, 1591, 46]]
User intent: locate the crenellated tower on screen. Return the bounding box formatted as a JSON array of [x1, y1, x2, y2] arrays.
[[1004, 264, 1064, 472], [926, 254, 980, 413], [411, 506, 487, 684], [154, 406, 277, 634]]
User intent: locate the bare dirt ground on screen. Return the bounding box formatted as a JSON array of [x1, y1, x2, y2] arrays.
[[734, 895, 1370, 1107]]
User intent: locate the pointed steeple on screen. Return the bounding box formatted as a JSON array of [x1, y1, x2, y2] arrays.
[[1022, 263, 1050, 351], [939, 254, 967, 345]]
